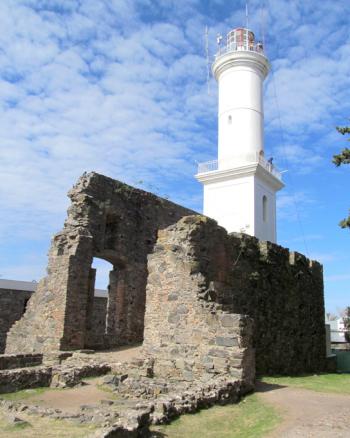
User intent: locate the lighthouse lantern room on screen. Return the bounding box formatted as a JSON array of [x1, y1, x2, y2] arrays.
[[195, 27, 284, 243]]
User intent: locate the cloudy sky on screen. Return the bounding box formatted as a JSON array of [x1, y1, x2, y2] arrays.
[[0, 0, 349, 313]]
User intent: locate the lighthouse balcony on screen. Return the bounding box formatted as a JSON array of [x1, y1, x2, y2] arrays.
[[215, 28, 266, 59], [215, 41, 265, 58], [196, 153, 282, 181]]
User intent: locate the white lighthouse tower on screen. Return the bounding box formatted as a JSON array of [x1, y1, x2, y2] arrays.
[[195, 27, 284, 243]]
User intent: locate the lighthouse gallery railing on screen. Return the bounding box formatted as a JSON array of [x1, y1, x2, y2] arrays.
[[197, 153, 282, 181]]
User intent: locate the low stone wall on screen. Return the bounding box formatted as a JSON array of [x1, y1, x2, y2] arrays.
[[0, 366, 52, 393], [0, 363, 111, 394], [0, 353, 43, 370], [0, 289, 32, 353], [0, 374, 248, 435]]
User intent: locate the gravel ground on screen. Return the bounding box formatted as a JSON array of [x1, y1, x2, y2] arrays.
[[257, 381, 350, 437]]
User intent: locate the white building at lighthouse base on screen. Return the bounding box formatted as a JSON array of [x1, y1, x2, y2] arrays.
[[195, 156, 284, 243]]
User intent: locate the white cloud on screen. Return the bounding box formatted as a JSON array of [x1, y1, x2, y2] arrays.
[[1, 0, 349, 293]]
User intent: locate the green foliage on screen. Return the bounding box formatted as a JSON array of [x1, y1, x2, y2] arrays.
[[333, 125, 350, 228], [260, 373, 350, 394], [332, 147, 350, 166], [151, 394, 281, 438], [0, 387, 49, 401]]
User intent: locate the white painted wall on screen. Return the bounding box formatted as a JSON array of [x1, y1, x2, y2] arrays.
[[201, 169, 279, 242], [254, 178, 277, 242], [217, 66, 265, 167], [203, 174, 254, 234]]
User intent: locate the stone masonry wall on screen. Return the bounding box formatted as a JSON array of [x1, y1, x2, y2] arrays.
[[228, 233, 326, 375], [85, 296, 108, 350], [1, 285, 107, 355], [5, 172, 326, 377], [6, 172, 194, 355], [143, 216, 326, 378], [143, 216, 255, 388], [0, 289, 32, 353]]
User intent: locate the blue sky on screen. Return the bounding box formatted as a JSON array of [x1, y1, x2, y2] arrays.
[[0, 0, 349, 313]]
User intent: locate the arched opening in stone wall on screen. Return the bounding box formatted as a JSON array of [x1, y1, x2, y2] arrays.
[[84, 257, 114, 350], [84, 250, 145, 351]]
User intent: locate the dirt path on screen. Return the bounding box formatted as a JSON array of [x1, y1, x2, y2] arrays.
[[69, 344, 142, 364], [27, 345, 143, 414], [256, 382, 350, 437], [30, 377, 115, 413]]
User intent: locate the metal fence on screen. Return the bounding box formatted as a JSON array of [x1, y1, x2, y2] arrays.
[[196, 153, 282, 181]]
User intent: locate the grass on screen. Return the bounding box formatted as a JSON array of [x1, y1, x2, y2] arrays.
[[0, 387, 49, 401], [0, 412, 98, 438], [150, 393, 281, 438], [260, 373, 350, 395]]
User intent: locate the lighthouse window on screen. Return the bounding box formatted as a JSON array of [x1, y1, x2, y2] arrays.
[[263, 195, 268, 222], [228, 115, 232, 124]]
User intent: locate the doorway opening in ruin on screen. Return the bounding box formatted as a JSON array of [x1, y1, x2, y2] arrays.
[[85, 253, 145, 351], [84, 257, 114, 350], [93, 258, 112, 291]]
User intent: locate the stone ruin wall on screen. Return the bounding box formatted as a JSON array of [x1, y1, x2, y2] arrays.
[[142, 215, 326, 378], [5, 172, 326, 378], [5, 172, 194, 355], [0, 289, 32, 354], [142, 216, 255, 387], [228, 233, 326, 375], [85, 296, 108, 350], [0, 287, 107, 354]]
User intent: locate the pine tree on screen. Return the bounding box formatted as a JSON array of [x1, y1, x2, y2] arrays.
[[333, 125, 350, 228]]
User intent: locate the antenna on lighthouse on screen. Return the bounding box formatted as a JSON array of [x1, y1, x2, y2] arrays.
[[260, 0, 266, 50], [245, 0, 249, 29], [205, 25, 210, 95], [245, 0, 250, 51]]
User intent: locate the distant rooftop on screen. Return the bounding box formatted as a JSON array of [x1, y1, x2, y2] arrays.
[[0, 278, 108, 297]]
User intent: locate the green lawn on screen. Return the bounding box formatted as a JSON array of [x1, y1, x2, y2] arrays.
[[0, 412, 98, 438], [0, 387, 49, 401], [150, 393, 281, 438], [260, 373, 350, 395]]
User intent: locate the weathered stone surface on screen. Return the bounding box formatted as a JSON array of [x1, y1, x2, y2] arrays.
[[0, 353, 43, 370], [50, 363, 111, 388], [0, 288, 32, 353], [0, 371, 249, 436], [229, 233, 327, 375], [3, 172, 326, 383], [142, 216, 255, 387], [85, 296, 109, 350], [5, 172, 194, 354], [143, 215, 326, 378], [0, 361, 112, 393], [4, 413, 29, 427], [0, 283, 108, 356], [0, 366, 52, 393]]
